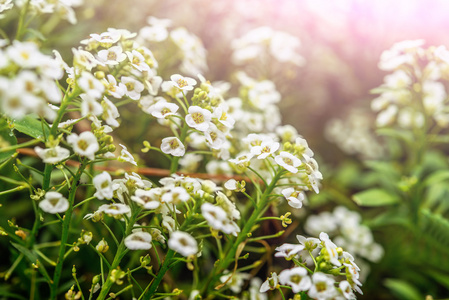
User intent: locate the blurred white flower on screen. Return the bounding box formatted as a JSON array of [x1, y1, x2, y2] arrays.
[[124, 231, 153, 250], [168, 231, 198, 257], [278, 267, 311, 293], [160, 137, 185, 157], [93, 171, 113, 200], [34, 146, 70, 164], [39, 191, 69, 214], [67, 131, 99, 160]]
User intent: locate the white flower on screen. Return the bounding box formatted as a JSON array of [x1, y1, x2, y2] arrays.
[[213, 105, 235, 128], [161, 187, 190, 204], [275, 152, 302, 173], [168, 231, 198, 257], [201, 203, 240, 235], [278, 267, 311, 293], [274, 243, 305, 260], [224, 179, 238, 190], [67, 131, 99, 160], [34, 146, 70, 164], [39, 191, 69, 214], [104, 74, 126, 98], [260, 272, 279, 292], [97, 45, 127, 65], [185, 106, 212, 131], [102, 97, 120, 127], [150, 100, 179, 119], [77, 71, 105, 99], [139, 25, 169, 42], [160, 137, 185, 157], [339, 280, 356, 300], [204, 124, 226, 149], [98, 203, 131, 216], [7, 41, 44, 68], [124, 231, 153, 250], [219, 271, 251, 294], [131, 189, 161, 209], [93, 171, 113, 200], [127, 50, 150, 72], [121, 76, 145, 100], [250, 138, 279, 159], [319, 232, 341, 266], [281, 187, 305, 208], [80, 93, 103, 117], [170, 74, 197, 91], [296, 235, 320, 251], [308, 272, 337, 300], [118, 144, 137, 166]]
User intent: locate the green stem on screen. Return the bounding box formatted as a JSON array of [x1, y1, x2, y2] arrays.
[[202, 169, 284, 295], [50, 159, 89, 299], [15, 0, 30, 40], [96, 211, 139, 300], [0, 139, 41, 153]]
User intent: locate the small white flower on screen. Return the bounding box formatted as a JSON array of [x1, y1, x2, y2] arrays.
[[275, 152, 301, 173], [250, 138, 279, 159], [185, 106, 212, 132], [118, 144, 137, 166], [219, 271, 251, 294], [93, 171, 113, 200], [296, 235, 321, 251], [80, 93, 103, 117], [281, 187, 305, 209], [274, 243, 305, 260], [102, 97, 120, 127], [124, 231, 153, 250], [319, 232, 341, 266], [224, 179, 238, 190], [77, 71, 105, 99], [97, 45, 127, 65], [121, 76, 145, 100], [34, 146, 70, 164], [170, 74, 197, 91], [127, 50, 150, 72], [131, 188, 161, 209], [161, 186, 190, 204], [168, 231, 198, 257], [150, 100, 179, 119], [67, 131, 99, 160], [104, 74, 126, 98], [278, 267, 311, 293], [204, 124, 227, 150], [308, 272, 337, 300], [213, 105, 235, 128], [339, 280, 356, 300], [39, 191, 69, 214], [260, 272, 279, 292], [160, 137, 185, 157], [98, 203, 131, 216], [201, 203, 240, 235]]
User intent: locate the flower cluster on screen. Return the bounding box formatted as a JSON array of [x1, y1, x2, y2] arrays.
[[232, 26, 305, 67], [14, 0, 84, 24], [325, 109, 385, 160], [261, 232, 362, 299], [305, 206, 384, 280], [372, 39, 449, 128]]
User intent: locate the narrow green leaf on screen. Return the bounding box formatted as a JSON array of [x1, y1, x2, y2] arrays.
[[0, 118, 17, 161], [423, 170, 449, 187], [376, 128, 414, 144], [13, 115, 49, 139], [384, 278, 422, 300], [353, 188, 400, 207], [10, 242, 52, 283]]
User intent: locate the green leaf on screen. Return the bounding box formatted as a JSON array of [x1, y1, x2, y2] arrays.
[[12, 115, 50, 139], [0, 118, 17, 161], [425, 270, 449, 290], [10, 242, 52, 283], [353, 188, 400, 207], [384, 278, 422, 300], [376, 128, 414, 144], [25, 28, 47, 41], [423, 170, 449, 187]]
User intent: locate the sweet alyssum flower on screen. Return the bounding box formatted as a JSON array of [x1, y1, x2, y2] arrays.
[[124, 231, 153, 250], [278, 267, 311, 294], [274, 243, 305, 260], [97, 45, 127, 65], [121, 76, 145, 100], [275, 152, 302, 173], [118, 144, 137, 166], [224, 179, 238, 190], [98, 203, 131, 217], [77, 71, 105, 99], [150, 100, 179, 119], [170, 74, 197, 91], [250, 138, 279, 159], [161, 186, 190, 204], [308, 272, 337, 299], [131, 188, 161, 209], [93, 171, 113, 200], [281, 187, 305, 209], [167, 230, 198, 257], [67, 131, 99, 160], [185, 106, 212, 131], [260, 272, 279, 292], [80, 93, 103, 117], [34, 146, 70, 164], [160, 137, 185, 156], [39, 191, 69, 214]]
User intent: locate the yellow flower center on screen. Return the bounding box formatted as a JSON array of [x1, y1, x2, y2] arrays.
[[77, 139, 88, 151], [169, 139, 179, 149], [177, 78, 188, 88], [192, 112, 204, 124]]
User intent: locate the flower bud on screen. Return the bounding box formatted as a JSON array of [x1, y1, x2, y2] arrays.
[[96, 239, 109, 253]]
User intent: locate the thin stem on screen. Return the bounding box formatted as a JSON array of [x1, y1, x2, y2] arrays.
[[0, 139, 41, 153]]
